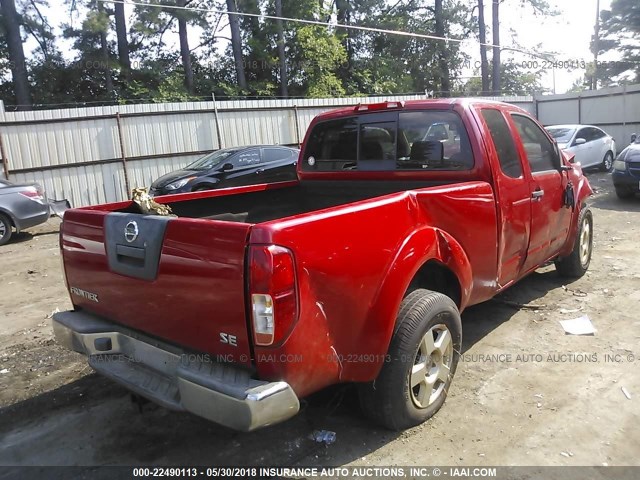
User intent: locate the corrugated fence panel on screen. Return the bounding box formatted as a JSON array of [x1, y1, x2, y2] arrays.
[[12, 162, 126, 206], [219, 109, 296, 147], [121, 112, 219, 158], [3, 118, 120, 170], [537, 99, 580, 125]]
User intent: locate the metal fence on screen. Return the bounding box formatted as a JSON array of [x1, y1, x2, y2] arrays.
[[0, 94, 536, 207], [535, 84, 640, 149]]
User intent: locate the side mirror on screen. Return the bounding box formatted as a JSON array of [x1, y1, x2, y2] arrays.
[[575, 138, 587, 145], [221, 163, 233, 171]]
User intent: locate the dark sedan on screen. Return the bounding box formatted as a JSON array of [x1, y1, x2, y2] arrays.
[[612, 135, 640, 199], [0, 179, 50, 245], [149, 146, 299, 196]]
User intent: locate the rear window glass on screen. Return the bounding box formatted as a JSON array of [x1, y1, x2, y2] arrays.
[[302, 110, 473, 172]]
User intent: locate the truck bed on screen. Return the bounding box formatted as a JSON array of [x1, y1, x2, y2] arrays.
[[148, 180, 451, 224]]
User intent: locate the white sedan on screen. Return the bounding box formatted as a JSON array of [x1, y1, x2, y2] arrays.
[[546, 124, 617, 171]]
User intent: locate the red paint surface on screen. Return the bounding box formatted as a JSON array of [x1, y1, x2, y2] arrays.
[[60, 99, 592, 398]]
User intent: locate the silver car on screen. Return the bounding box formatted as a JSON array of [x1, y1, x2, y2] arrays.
[[0, 179, 50, 245], [546, 124, 617, 171]]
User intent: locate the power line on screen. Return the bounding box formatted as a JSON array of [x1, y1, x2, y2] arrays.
[[99, 0, 548, 60]]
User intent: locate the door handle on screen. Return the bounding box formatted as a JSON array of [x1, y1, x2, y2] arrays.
[[531, 189, 544, 200], [256, 169, 264, 174]]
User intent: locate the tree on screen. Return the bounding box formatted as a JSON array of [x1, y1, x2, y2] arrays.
[[176, 0, 193, 93], [274, 0, 288, 97], [0, 0, 31, 107], [477, 0, 490, 95], [96, 0, 114, 95], [226, 0, 247, 90], [290, 25, 346, 96], [596, 0, 640, 84], [465, 61, 546, 95], [114, 1, 131, 75], [491, 0, 500, 95], [434, 0, 450, 96], [62, 0, 117, 101]]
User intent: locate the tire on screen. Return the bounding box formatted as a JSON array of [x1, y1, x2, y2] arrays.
[[600, 151, 614, 172], [0, 213, 13, 246], [359, 289, 462, 430], [615, 186, 634, 200], [555, 207, 593, 278]]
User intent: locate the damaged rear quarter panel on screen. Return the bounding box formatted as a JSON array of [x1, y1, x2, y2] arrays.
[[248, 181, 497, 396]]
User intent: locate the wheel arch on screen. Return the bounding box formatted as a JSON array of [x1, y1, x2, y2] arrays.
[[0, 207, 18, 231], [354, 226, 472, 382], [558, 175, 593, 257]]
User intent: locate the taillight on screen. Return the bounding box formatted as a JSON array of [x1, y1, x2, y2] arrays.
[[59, 224, 69, 290], [249, 245, 298, 346], [20, 187, 44, 203]]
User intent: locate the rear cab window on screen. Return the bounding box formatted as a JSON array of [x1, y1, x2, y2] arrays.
[[301, 110, 474, 172]]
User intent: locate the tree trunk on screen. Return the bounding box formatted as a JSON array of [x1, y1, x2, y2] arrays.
[[478, 0, 490, 95], [434, 0, 450, 97], [491, 0, 500, 95], [226, 0, 247, 90], [591, 0, 600, 90], [97, 2, 114, 96], [275, 0, 288, 97], [177, 1, 194, 94], [0, 0, 31, 108], [114, 2, 131, 76]]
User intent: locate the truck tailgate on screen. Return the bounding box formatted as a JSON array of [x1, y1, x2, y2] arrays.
[[61, 210, 253, 365]]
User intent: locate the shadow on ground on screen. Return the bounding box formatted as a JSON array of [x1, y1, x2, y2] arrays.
[[4, 229, 59, 245]]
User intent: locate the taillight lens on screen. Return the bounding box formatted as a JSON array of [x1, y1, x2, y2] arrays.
[[20, 186, 44, 203], [59, 224, 69, 289], [249, 245, 298, 346]]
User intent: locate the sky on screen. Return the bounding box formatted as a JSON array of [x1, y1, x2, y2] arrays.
[[36, 0, 616, 96], [470, 0, 615, 94]]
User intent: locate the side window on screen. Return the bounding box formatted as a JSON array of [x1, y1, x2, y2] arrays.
[[263, 148, 292, 163], [589, 127, 605, 141], [235, 149, 261, 166], [480, 109, 522, 178], [575, 128, 589, 144], [511, 114, 558, 173]]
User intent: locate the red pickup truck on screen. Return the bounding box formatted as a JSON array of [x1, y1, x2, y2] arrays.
[[53, 99, 593, 432]]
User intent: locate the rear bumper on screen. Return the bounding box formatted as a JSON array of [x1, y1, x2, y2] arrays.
[[52, 310, 300, 431]]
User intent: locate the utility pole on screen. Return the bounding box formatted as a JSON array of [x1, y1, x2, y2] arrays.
[[591, 0, 601, 90]]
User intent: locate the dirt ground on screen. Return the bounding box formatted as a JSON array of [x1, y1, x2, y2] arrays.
[[1, 171, 639, 470]]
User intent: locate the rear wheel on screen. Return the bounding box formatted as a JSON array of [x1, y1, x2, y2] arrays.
[[359, 289, 462, 430], [600, 151, 614, 172], [0, 213, 13, 246], [555, 207, 593, 278]]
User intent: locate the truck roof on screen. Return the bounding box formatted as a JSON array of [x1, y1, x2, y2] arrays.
[[314, 98, 527, 122]]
